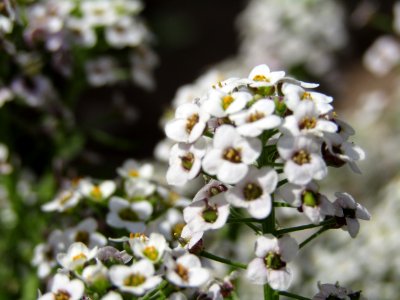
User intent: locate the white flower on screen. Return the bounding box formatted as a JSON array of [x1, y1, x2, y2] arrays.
[[105, 17, 145, 48], [117, 159, 153, 180], [166, 253, 210, 287], [101, 291, 123, 300], [277, 134, 327, 185], [246, 235, 298, 290], [165, 103, 210, 143], [277, 182, 335, 224], [281, 101, 337, 137], [79, 179, 116, 202], [41, 189, 81, 212], [282, 83, 333, 115], [229, 99, 281, 137], [0, 143, 12, 174], [333, 192, 370, 238], [57, 242, 98, 271], [247, 64, 285, 87], [193, 179, 228, 202], [32, 230, 67, 278], [202, 125, 261, 184], [81, 1, 117, 26], [159, 208, 186, 241], [67, 18, 97, 47], [183, 193, 230, 233], [166, 138, 207, 186], [85, 57, 119, 86], [226, 166, 278, 219], [124, 178, 156, 198], [106, 196, 152, 232], [82, 262, 109, 287], [322, 139, 365, 174], [313, 282, 364, 300], [201, 89, 252, 118], [38, 273, 84, 300], [109, 259, 162, 295], [179, 225, 204, 250], [0, 87, 13, 107], [130, 233, 168, 263], [363, 36, 400, 76], [65, 218, 107, 249]]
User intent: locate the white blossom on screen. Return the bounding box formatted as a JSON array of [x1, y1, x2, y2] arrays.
[[38, 273, 84, 300]]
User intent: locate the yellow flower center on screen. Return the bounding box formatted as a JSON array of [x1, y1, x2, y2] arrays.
[[253, 75, 270, 82], [129, 169, 139, 177], [299, 117, 317, 130], [176, 263, 189, 282], [221, 95, 234, 110], [246, 111, 265, 123], [172, 222, 185, 240], [292, 150, 311, 165], [181, 152, 194, 171], [301, 92, 312, 100], [72, 253, 87, 261], [59, 192, 73, 205], [90, 185, 102, 200], [223, 147, 241, 163], [123, 274, 146, 287], [143, 246, 159, 261], [186, 113, 199, 133], [54, 290, 71, 300]]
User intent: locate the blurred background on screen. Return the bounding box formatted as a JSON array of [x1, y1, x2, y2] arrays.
[[1, 0, 399, 299]]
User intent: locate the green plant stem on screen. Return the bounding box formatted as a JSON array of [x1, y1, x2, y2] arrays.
[[275, 219, 336, 236], [299, 226, 331, 249], [199, 251, 247, 269], [230, 208, 262, 233], [227, 217, 263, 224], [140, 281, 168, 300], [273, 202, 295, 208], [278, 291, 311, 300]]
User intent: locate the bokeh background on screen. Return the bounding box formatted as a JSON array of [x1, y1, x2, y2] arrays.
[[1, 0, 399, 299]]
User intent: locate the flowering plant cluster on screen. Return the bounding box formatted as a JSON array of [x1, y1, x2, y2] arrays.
[[163, 64, 369, 299]]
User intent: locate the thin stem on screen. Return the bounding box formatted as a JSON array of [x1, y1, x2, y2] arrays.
[[264, 284, 279, 300], [227, 217, 263, 224], [278, 291, 311, 300], [273, 202, 295, 208], [299, 226, 331, 249], [275, 219, 336, 236], [277, 179, 288, 187], [199, 251, 247, 269], [140, 281, 168, 300], [230, 208, 262, 233]]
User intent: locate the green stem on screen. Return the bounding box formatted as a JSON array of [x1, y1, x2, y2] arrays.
[[273, 202, 295, 208], [275, 219, 336, 236], [299, 226, 331, 249], [227, 217, 263, 224], [199, 251, 247, 269], [140, 281, 168, 300], [230, 208, 262, 233], [278, 291, 311, 300]]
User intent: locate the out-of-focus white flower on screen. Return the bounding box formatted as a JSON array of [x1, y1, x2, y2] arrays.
[[278, 134, 327, 185], [202, 125, 261, 184], [109, 259, 162, 295], [166, 138, 208, 186], [166, 253, 210, 288], [117, 159, 154, 180], [0, 88, 13, 107], [81, 1, 117, 27], [79, 179, 116, 202], [65, 218, 107, 249], [0, 143, 12, 174], [130, 233, 168, 263], [363, 36, 400, 76], [246, 235, 298, 290], [57, 242, 98, 271], [159, 208, 186, 241], [226, 166, 278, 219], [101, 291, 123, 300], [165, 103, 210, 143], [82, 262, 109, 287], [66, 18, 97, 47], [105, 17, 145, 48], [85, 57, 120, 86], [11, 75, 56, 107], [106, 196, 152, 232], [41, 189, 81, 212], [333, 192, 370, 238], [38, 273, 84, 300], [247, 64, 285, 88]]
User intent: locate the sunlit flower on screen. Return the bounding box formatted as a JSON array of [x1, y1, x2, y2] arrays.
[[65, 218, 107, 249], [130, 233, 168, 263], [38, 273, 84, 300], [79, 179, 116, 202], [247, 235, 298, 290], [117, 159, 154, 180], [247, 64, 285, 88], [57, 242, 98, 272], [202, 125, 261, 184], [41, 189, 81, 213], [166, 253, 210, 287], [109, 259, 162, 295]]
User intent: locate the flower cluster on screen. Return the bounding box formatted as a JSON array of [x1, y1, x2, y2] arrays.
[[164, 64, 370, 293]]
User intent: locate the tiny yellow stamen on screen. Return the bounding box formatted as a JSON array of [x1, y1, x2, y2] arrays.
[[90, 185, 102, 200], [221, 95, 234, 110], [292, 150, 311, 165], [176, 263, 189, 282], [72, 253, 87, 261], [302, 92, 312, 100], [253, 75, 270, 82], [186, 113, 199, 133], [246, 111, 265, 123], [54, 290, 71, 300], [223, 147, 241, 163], [299, 117, 317, 130], [143, 246, 159, 261], [123, 274, 146, 287], [129, 169, 139, 177]]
